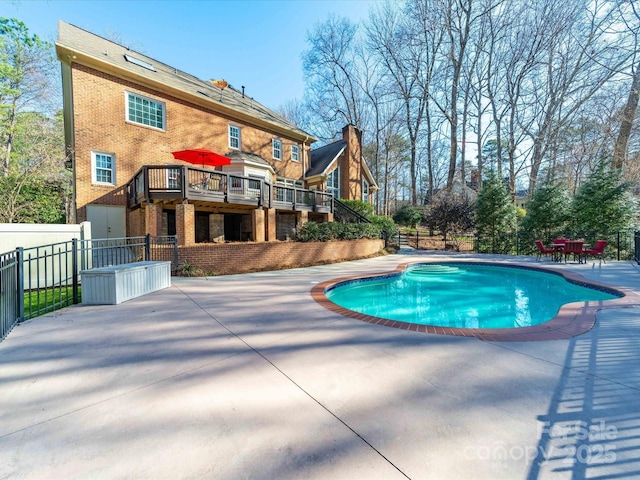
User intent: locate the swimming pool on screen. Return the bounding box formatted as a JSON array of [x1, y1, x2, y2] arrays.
[[325, 263, 621, 330]]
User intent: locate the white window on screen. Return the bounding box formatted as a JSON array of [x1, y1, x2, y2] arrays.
[[273, 139, 282, 160], [229, 125, 241, 150], [230, 175, 242, 190], [92, 151, 115, 185], [291, 144, 300, 162], [276, 177, 303, 188], [248, 174, 262, 192], [327, 167, 340, 198], [362, 178, 370, 203], [167, 168, 181, 190], [126, 91, 165, 130]]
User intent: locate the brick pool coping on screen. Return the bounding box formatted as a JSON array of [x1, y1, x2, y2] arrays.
[[310, 260, 640, 342]]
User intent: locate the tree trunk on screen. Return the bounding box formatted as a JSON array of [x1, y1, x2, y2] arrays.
[[447, 73, 458, 190], [612, 63, 640, 170], [2, 99, 18, 177]]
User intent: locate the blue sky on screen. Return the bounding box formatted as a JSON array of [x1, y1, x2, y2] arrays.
[[4, 0, 378, 108]]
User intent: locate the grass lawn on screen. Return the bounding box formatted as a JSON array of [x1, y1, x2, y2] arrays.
[[23, 287, 81, 320]]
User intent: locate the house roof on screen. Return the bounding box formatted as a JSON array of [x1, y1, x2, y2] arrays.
[[306, 140, 378, 190], [225, 150, 272, 167], [361, 158, 379, 190], [55, 21, 317, 143], [306, 140, 347, 178]]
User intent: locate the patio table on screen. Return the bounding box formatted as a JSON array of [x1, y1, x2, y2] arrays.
[[551, 243, 565, 262]]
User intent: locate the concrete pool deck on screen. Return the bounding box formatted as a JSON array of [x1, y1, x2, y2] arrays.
[[1, 251, 640, 479]]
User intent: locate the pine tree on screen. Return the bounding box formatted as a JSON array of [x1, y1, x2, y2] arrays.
[[475, 171, 516, 253], [572, 163, 638, 241], [520, 181, 571, 245]]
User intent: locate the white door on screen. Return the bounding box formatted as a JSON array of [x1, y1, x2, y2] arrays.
[[86, 205, 126, 239]]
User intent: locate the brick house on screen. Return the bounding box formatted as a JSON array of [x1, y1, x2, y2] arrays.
[[55, 21, 378, 245]]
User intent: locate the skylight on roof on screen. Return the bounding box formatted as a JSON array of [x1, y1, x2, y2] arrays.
[[124, 54, 155, 72]]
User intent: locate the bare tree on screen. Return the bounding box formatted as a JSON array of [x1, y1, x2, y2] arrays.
[[302, 15, 367, 143], [298, 0, 637, 210], [366, 1, 434, 205], [612, 0, 640, 169], [525, 0, 630, 193]]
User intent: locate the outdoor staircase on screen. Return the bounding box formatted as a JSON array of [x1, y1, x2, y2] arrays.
[[398, 233, 411, 249], [333, 199, 371, 224]]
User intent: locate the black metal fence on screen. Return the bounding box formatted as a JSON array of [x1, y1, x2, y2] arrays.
[[0, 249, 21, 342], [398, 230, 639, 260], [0, 235, 178, 342]]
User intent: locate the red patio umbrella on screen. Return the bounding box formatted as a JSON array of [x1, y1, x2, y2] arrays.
[[171, 148, 231, 168]]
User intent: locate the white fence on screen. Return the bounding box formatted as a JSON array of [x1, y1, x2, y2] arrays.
[[0, 223, 91, 289], [0, 222, 92, 252]]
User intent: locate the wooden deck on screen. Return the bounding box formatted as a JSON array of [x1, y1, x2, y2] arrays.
[[126, 165, 333, 213]]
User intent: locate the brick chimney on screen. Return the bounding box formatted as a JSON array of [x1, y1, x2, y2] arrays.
[[341, 124, 363, 200]]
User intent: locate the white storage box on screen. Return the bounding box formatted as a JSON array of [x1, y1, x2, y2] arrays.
[[81, 261, 171, 305]]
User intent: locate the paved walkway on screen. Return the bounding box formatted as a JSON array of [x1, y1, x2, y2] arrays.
[[1, 251, 640, 479]]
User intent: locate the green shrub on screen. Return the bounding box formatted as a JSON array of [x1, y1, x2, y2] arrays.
[[296, 221, 382, 242], [393, 205, 423, 228], [371, 215, 398, 238], [176, 262, 205, 277], [339, 199, 375, 219]]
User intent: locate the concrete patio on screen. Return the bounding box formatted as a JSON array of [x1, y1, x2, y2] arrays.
[[1, 251, 640, 479]]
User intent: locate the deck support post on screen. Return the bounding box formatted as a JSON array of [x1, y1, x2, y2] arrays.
[[176, 202, 195, 246], [264, 208, 276, 242], [252, 208, 266, 242], [145, 203, 162, 236]]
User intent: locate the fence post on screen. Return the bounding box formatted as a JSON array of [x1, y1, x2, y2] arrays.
[[145, 233, 151, 261], [416, 230, 419, 248], [617, 231, 621, 261], [173, 235, 179, 270], [16, 247, 24, 323], [72, 238, 79, 305]]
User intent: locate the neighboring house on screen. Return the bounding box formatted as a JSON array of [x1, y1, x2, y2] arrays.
[[307, 124, 378, 205], [55, 21, 377, 245], [514, 189, 528, 210]]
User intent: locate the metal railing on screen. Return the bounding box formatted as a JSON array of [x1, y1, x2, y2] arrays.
[[127, 165, 332, 212], [0, 249, 21, 341], [398, 229, 639, 260], [0, 234, 178, 342], [334, 199, 371, 223]]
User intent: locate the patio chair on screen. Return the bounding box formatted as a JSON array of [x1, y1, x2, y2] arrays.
[[563, 240, 584, 264], [534, 240, 554, 261], [582, 240, 607, 264]]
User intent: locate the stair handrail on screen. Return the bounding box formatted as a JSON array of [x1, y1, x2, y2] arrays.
[[333, 199, 371, 224]]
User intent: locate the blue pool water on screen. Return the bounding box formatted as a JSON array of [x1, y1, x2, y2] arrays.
[[326, 263, 620, 329]]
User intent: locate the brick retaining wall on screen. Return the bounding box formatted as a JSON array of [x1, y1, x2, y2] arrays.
[[178, 239, 385, 275]]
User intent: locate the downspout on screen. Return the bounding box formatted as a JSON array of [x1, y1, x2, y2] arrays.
[[61, 56, 77, 224], [302, 135, 309, 184]]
